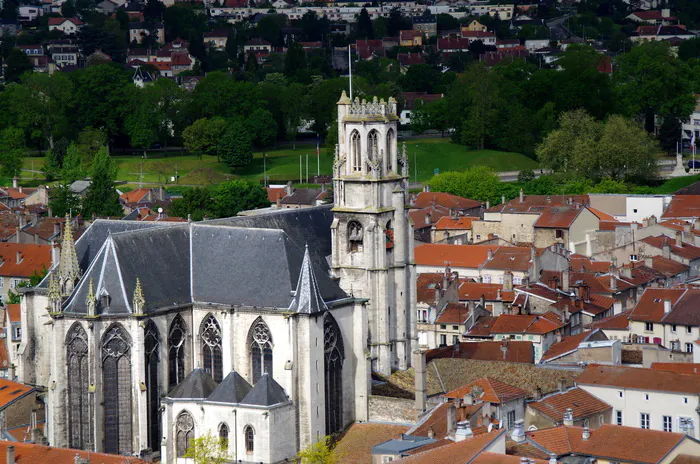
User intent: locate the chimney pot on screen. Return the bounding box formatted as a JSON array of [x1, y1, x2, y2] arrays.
[[454, 420, 473, 441], [501, 194, 506, 204], [511, 419, 525, 443], [519, 188, 524, 203], [16, 251, 22, 264], [663, 298, 672, 314], [558, 378, 566, 393], [6, 445, 14, 464], [582, 426, 590, 440], [563, 407, 574, 426]]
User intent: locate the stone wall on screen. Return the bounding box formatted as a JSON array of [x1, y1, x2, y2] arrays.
[[368, 396, 415, 424]]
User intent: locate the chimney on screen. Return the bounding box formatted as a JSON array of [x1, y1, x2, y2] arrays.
[[501, 194, 506, 204], [511, 419, 525, 443], [16, 251, 22, 264], [563, 408, 574, 426], [519, 188, 524, 203], [413, 350, 427, 413], [522, 276, 529, 288], [663, 242, 671, 259], [644, 256, 653, 268], [694, 218, 700, 231], [425, 213, 431, 225], [534, 387, 542, 401], [531, 247, 539, 279], [556, 331, 562, 343], [662, 8, 670, 17], [51, 240, 59, 267], [487, 248, 493, 260], [11, 177, 17, 189], [14, 226, 19, 243], [463, 392, 474, 405], [486, 200, 490, 209], [582, 427, 590, 440], [549, 455, 558, 464], [454, 420, 473, 441], [503, 271, 513, 291], [621, 266, 632, 279], [562, 268, 570, 292], [286, 180, 293, 196], [610, 274, 617, 291], [558, 378, 566, 393], [684, 222, 692, 233], [675, 231, 683, 248], [427, 427, 435, 439], [663, 298, 672, 314], [446, 404, 457, 436], [6, 446, 14, 464], [18, 186, 22, 194], [649, 215, 657, 226]]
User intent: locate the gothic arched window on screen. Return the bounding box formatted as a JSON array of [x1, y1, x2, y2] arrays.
[[200, 314, 223, 382], [244, 425, 254, 453], [176, 411, 194, 457], [168, 315, 187, 389], [144, 320, 161, 452], [102, 324, 132, 455], [350, 130, 361, 172], [248, 318, 273, 384], [324, 313, 345, 434], [348, 221, 363, 253], [67, 323, 91, 450], [367, 129, 380, 161], [386, 128, 396, 172], [219, 423, 229, 449]]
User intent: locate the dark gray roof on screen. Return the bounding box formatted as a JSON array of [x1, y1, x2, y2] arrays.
[[372, 435, 436, 455], [241, 373, 289, 406], [288, 245, 328, 314], [206, 371, 252, 404], [166, 368, 218, 399]]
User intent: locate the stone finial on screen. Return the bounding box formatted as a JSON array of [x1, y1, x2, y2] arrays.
[[86, 278, 96, 317], [59, 214, 81, 296], [48, 272, 62, 314], [337, 90, 351, 105], [133, 278, 145, 314]]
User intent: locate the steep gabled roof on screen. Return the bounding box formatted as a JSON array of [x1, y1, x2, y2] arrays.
[[241, 373, 289, 406], [576, 364, 700, 395], [206, 371, 252, 404], [166, 368, 217, 400], [444, 376, 529, 403], [288, 244, 328, 314], [528, 387, 611, 422]]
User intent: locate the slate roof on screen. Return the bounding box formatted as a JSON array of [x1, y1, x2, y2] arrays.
[[241, 373, 289, 406], [206, 371, 252, 404], [288, 244, 328, 314], [166, 368, 218, 400]]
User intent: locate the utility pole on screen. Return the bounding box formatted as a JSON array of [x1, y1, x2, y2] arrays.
[[263, 153, 267, 187]]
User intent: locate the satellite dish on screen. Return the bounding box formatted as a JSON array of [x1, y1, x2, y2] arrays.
[[487, 423, 493, 433], [158, 207, 163, 213]]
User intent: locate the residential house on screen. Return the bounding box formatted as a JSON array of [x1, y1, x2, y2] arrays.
[[425, 340, 534, 364], [412, 15, 436, 36], [461, 30, 497, 46], [18, 6, 42, 22], [464, 20, 488, 32], [15, 45, 53, 73], [0, 185, 47, 208], [400, 29, 423, 47], [399, 91, 444, 125], [532, 205, 600, 254], [0, 20, 20, 37], [524, 39, 549, 51], [437, 37, 471, 53], [397, 52, 424, 71], [4, 304, 21, 372], [470, 4, 514, 20], [409, 207, 450, 243], [585, 310, 632, 341], [627, 287, 700, 355], [277, 187, 329, 209], [577, 364, 700, 437], [204, 29, 229, 50], [662, 195, 700, 221], [432, 216, 477, 244], [47, 17, 83, 35], [119, 187, 169, 211], [244, 38, 272, 53], [171, 52, 193, 75], [49, 44, 79, 67], [458, 279, 515, 317], [540, 329, 619, 365], [412, 191, 481, 216], [640, 234, 700, 277], [627, 9, 679, 25], [631, 25, 696, 42], [526, 387, 612, 430], [416, 270, 461, 348], [132, 65, 154, 87], [522, 424, 700, 463], [128, 22, 165, 44], [444, 377, 529, 430], [539, 269, 639, 311], [490, 313, 566, 362], [0, 243, 51, 304]]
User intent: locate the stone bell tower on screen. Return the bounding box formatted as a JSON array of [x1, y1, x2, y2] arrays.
[[331, 91, 416, 375]]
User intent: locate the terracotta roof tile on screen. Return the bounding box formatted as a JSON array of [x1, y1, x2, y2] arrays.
[[659, 219, 700, 236], [433, 216, 476, 230], [335, 423, 409, 464], [481, 247, 532, 271], [569, 255, 611, 273], [0, 243, 51, 278], [436, 303, 470, 324], [528, 387, 611, 422], [398, 430, 505, 464], [533, 206, 583, 229], [465, 316, 497, 338], [459, 281, 513, 301], [661, 195, 700, 219], [409, 207, 449, 230], [415, 244, 498, 269], [120, 188, 151, 203], [0, 441, 144, 463], [629, 287, 688, 323], [6, 304, 20, 323], [490, 314, 564, 335], [576, 364, 700, 395], [413, 192, 481, 211], [0, 379, 32, 408], [541, 330, 598, 362], [488, 195, 588, 213], [585, 310, 631, 331], [506, 440, 551, 460], [472, 451, 547, 463], [444, 377, 529, 403], [671, 455, 700, 464], [586, 206, 616, 222], [641, 235, 700, 260], [266, 187, 286, 203], [425, 341, 533, 364], [649, 362, 700, 375], [417, 273, 446, 305]]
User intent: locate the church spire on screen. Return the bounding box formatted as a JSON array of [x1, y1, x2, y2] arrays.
[[48, 272, 62, 314], [288, 245, 327, 314], [133, 278, 145, 314], [59, 214, 80, 296], [86, 278, 96, 317]]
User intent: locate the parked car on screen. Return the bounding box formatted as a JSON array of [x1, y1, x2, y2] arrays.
[[688, 160, 700, 169]]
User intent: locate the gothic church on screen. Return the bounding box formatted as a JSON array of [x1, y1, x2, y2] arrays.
[[17, 92, 416, 462]]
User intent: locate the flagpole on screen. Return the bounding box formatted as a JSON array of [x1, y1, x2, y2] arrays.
[[348, 44, 352, 100], [316, 134, 320, 176], [306, 153, 309, 183], [299, 155, 302, 184]]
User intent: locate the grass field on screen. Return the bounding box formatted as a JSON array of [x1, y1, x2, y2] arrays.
[[19, 138, 539, 188]]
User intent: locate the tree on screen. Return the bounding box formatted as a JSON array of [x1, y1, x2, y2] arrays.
[[284, 42, 307, 78], [210, 180, 268, 218], [219, 121, 253, 169], [398, 64, 441, 93], [183, 118, 227, 161], [49, 183, 82, 217], [75, 127, 108, 168], [536, 109, 600, 173], [459, 64, 499, 149], [190, 72, 263, 119], [168, 187, 212, 220], [678, 37, 700, 61], [82, 147, 123, 217], [356, 8, 373, 39], [297, 436, 339, 464], [0, 127, 25, 179], [245, 109, 277, 149], [184, 431, 229, 464], [517, 169, 535, 183], [410, 98, 449, 136], [4, 49, 33, 83], [61, 143, 87, 184], [281, 83, 307, 148], [427, 166, 503, 204], [43, 149, 61, 181]]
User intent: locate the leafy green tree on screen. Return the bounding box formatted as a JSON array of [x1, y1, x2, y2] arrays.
[[590, 179, 629, 194], [284, 42, 307, 78], [219, 121, 253, 169], [356, 8, 373, 39], [398, 64, 441, 93], [387, 9, 411, 37], [61, 143, 87, 184], [184, 431, 229, 464], [4, 49, 33, 83], [5, 290, 20, 305], [245, 109, 277, 149], [517, 169, 535, 183], [678, 37, 700, 61], [410, 98, 449, 136], [74, 127, 108, 168], [282, 82, 307, 148], [437, 13, 459, 31], [125, 92, 159, 158], [536, 109, 600, 173], [43, 149, 61, 181], [427, 166, 502, 204], [49, 183, 82, 217], [182, 117, 227, 161], [210, 180, 268, 218], [168, 187, 213, 221], [82, 147, 122, 217], [190, 72, 263, 119], [459, 64, 500, 149], [297, 436, 339, 464], [0, 127, 25, 179]]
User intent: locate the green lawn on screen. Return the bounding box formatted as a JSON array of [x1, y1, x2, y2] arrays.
[[19, 138, 538, 187], [651, 173, 700, 194]]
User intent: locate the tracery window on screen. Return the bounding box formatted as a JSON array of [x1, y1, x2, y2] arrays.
[[386, 128, 395, 172], [219, 423, 229, 449], [367, 129, 380, 170], [244, 425, 254, 453], [102, 324, 132, 455], [168, 315, 187, 389], [67, 323, 91, 450], [324, 313, 345, 434], [144, 320, 161, 452], [200, 314, 223, 382], [176, 411, 194, 457], [248, 318, 273, 384], [350, 130, 361, 172], [348, 221, 363, 253]]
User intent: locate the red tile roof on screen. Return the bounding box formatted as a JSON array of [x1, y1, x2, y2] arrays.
[[576, 364, 700, 395], [433, 216, 476, 230], [569, 255, 612, 273], [415, 244, 498, 269], [528, 387, 611, 422], [400, 29, 422, 40], [409, 207, 449, 230], [459, 281, 514, 302], [631, 10, 677, 20], [399, 430, 505, 464], [490, 313, 564, 335], [335, 423, 409, 464], [120, 188, 151, 204], [6, 304, 20, 323], [628, 287, 688, 323], [444, 377, 529, 403], [533, 206, 584, 229], [488, 195, 588, 213], [0, 243, 51, 278], [0, 441, 145, 464], [659, 219, 700, 236], [425, 341, 534, 364], [0, 379, 33, 408], [650, 363, 700, 375], [417, 273, 446, 305], [47, 17, 83, 26], [585, 310, 631, 331], [641, 235, 700, 260], [436, 303, 470, 324], [541, 330, 597, 362], [481, 247, 532, 271], [662, 195, 700, 219], [266, 187, 286, 203], [473, 452, 547, 463], [461, 30, 495, 38], [527, 424, 690, 462], [465, 316, 497, 337], [413, 192, 481, 211]]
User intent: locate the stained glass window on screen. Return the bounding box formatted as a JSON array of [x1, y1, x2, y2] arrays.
[[67, 323, 91, 450], [176, 411, 194, 457], [102, 324, 132, 455], [324, 314, 344, 434], [248, 318, 273, 384], [200, 314, 223, 382], [168, 315, 187, 388], [144, 320, 161, 451]]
